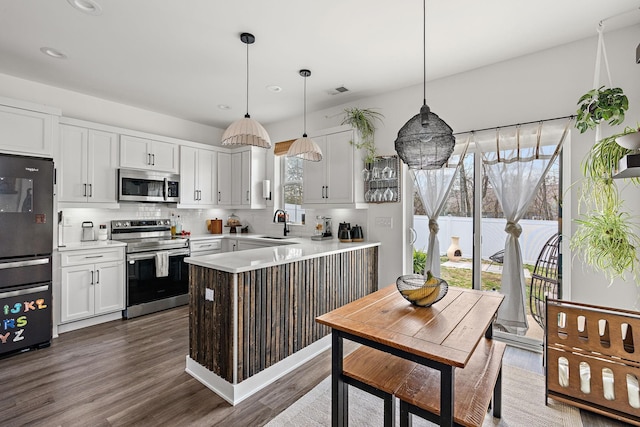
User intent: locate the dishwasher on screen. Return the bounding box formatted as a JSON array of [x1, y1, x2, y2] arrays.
[[190, 238, 223, 256]]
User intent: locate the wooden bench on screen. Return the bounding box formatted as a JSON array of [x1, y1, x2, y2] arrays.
[[342, 339, 505, 427], [546, 298, 640, 426]]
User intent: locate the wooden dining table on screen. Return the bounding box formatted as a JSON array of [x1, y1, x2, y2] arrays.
[[316, 284, 504, 427]]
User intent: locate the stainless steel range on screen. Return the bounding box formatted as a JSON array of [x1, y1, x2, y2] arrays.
[[111, 219, 189, 319]]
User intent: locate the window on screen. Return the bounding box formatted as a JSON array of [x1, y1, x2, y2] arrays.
[[282, 156, 305, 224]]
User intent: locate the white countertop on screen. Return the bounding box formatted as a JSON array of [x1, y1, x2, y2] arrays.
[[186, 238, 380, 273], [57, 240, 127, 252]]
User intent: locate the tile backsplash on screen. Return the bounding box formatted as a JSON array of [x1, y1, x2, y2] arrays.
[[58, 204, 368, 244]]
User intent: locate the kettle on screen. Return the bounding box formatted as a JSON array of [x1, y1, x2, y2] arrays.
[[81, 221, 95, 241], [351, 225, 364, 242]]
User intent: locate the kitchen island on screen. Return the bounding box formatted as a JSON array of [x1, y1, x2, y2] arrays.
[[185, 238, 379, 405]]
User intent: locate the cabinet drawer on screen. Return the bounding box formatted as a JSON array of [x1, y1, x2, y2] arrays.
[[61, 247, 124, 267], [191, 239, 222, 252]]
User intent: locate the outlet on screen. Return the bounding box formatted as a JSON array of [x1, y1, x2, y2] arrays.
[[205, 288, 214, 301], [375, 217, 393, 228]]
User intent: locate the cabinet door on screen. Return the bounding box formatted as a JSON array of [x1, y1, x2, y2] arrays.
[[241, 150, 251, 205], [94, 261, 124, 315], [217, 152, 232, 205], [303, 136, 327, 204], [0, 105, 54, 156], [150, 140, 179, 173], [120, 135, 151, 170], [58, 125, 89, 202], [87, 130, 118, 203], [231, 152, 243, 205], [325, 131, 354, 204], [198, 149, 216, 205], [180, 146, 198, 205], [60, 265, 94, 323]]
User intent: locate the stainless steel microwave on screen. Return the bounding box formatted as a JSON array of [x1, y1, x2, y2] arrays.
[[118, 169, 180, 203]]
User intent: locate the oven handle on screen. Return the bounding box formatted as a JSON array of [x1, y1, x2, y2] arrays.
[[0, 257, 50, 270], [127, 249, 189, 262], [0, 284, 50, 299]]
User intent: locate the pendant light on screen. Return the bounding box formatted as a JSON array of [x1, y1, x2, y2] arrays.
[[287, 69, 323, 161], [394, 0, 454, 169], [221, 32, 271, 148]]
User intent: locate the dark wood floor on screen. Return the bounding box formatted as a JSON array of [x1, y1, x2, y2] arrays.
[[0, 306, 629, 426]]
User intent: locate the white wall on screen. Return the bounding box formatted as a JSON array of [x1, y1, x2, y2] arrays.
[[0, 73, 224, 144], [266, 24, 640, 309]]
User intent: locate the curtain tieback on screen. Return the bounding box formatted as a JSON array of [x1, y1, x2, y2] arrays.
[[505, 221, 522, 238], [428, 219, 439, 234]]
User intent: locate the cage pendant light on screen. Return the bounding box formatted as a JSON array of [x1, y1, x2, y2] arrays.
[[394, 0, 454, 169], [221, 32, 271, 148], [287, 69, 323, 161]]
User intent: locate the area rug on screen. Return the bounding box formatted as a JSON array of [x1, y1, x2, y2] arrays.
[[266, 364, 583, 427]]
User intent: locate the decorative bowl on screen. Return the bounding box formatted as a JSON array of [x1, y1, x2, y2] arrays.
[[396, 273, 448, 307]]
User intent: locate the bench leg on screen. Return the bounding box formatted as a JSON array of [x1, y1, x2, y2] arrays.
[[492, 364, 502, 419], [399, 400, 412, 427]]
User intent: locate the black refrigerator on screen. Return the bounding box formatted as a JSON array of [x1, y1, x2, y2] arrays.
[[0, 153, 53, 357]]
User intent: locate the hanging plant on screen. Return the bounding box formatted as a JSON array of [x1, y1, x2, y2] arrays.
[[571, 199, 640, 284], [581, 127, 639, 183], [575, 86, 629, 133], [341, 107, 384, 163]]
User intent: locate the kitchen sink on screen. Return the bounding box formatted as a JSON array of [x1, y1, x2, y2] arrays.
[[259, 235, 292, 240]]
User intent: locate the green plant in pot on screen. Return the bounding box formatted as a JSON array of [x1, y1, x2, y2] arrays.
[[341, 107, 384, 163], [575, 86, 628, 134]]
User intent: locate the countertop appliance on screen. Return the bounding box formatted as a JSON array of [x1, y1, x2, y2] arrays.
[[81, 221, 94, 241], [111, 219, 189, 319], [0, 153, 53, 358], [311, 216, 332, 241], [118, 169, 180, 203]]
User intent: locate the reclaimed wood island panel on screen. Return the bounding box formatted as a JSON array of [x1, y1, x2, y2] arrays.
[[184, 239, 379, 405]]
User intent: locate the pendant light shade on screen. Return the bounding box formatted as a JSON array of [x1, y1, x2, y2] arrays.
[[394, 0, 454, 169], [221, 32, 271, 149], [287, 69, 323, 161]]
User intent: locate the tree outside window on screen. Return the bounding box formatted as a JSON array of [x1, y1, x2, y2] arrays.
[[283, 156, 305, 224]]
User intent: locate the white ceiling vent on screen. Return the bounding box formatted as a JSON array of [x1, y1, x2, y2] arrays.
[[327, 86, 349, 95]]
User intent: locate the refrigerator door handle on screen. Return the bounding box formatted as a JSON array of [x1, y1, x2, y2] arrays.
[[0, 284, 49, 299], [0, 258, 50, 270]]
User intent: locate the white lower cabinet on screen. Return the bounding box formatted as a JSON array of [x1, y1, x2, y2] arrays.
[[60, 247, 125, 324]]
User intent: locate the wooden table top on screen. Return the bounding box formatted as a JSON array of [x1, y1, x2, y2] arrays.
[[316, 284, 504, 368]]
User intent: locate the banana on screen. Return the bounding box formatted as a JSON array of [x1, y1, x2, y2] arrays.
[[415, 284, 441, 306]]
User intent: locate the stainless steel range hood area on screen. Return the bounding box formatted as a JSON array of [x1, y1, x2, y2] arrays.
[[614, 153, 640, 179]]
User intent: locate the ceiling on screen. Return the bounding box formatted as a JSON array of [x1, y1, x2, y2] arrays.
[[1, 1, 639, 129]]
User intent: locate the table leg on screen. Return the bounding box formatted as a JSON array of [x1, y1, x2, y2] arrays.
[[493, 363, 502, 418], [331, 330, 348, 427], [440, 365, 454, 427]]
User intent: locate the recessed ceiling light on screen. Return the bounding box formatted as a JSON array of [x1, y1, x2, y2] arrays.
[[40, 47, 67, 59], [218, 104, 231, 110], [67, 0, 103, 16], [267, 85, 282, 93]]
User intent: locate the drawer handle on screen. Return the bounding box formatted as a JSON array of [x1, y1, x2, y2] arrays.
[[85, 255, 104, 259]]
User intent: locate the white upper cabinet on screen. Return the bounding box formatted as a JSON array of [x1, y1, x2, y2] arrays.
[[303, 127, 365, 208], [119, 135, 178, 173], [217, 147, 266, 209], [58, 123, 119, 206], [0, 98, 60, 157], [179, 146, 217, 207]]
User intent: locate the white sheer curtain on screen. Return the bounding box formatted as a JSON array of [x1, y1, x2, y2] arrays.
[[476, 120, 570, 334], [412, 137, 470, 277]]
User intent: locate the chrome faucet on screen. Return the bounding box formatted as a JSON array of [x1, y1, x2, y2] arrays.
[[273, 209, 290, 236]]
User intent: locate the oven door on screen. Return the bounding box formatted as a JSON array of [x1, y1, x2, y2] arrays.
[[0, 154, 54, 259], [126, 249, 189, 307]]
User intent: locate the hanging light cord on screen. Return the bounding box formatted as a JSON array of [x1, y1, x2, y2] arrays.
[[303, 74, 308, 137], [245, 40, 250, 118], [423, 0, 426, 106]]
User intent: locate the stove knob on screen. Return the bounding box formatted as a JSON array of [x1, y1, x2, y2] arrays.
[[163, 219, 170, 225], [124, 221, 130, 227], [114, 221, 122, 228]]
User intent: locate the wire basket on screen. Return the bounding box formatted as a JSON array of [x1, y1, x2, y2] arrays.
[[396, 274, 448, 307]]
